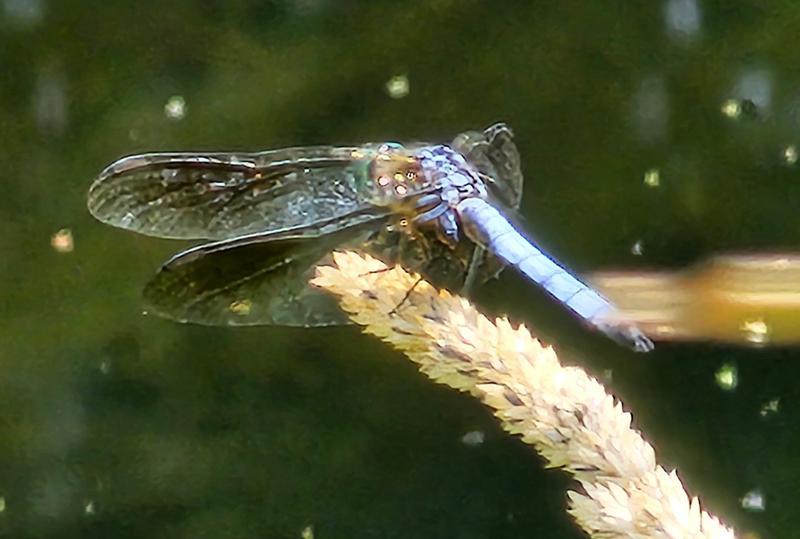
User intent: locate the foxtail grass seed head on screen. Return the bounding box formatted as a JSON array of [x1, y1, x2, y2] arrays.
[[312, 251, 737, 539]]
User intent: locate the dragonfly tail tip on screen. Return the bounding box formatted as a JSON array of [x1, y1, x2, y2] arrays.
[[596, 321, 655, 352]]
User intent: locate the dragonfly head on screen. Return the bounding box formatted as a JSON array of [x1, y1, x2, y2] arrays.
[[358, 143, 433, 209]]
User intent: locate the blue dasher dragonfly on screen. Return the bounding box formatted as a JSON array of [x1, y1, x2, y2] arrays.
[[87, 123, 653, 352]]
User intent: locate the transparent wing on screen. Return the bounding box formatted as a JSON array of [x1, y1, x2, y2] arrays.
[[451, 122, 525, 288], [141, 216, 487, 327], [452, 122, 523, 210], [87, 146, 379, 240], [142, 223, 383, 327]]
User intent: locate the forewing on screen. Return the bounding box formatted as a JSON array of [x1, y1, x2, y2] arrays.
[[142, 223, 382, 327], [87, 146, 379, 240]]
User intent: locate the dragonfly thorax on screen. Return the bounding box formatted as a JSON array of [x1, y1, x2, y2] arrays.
[[416, 145, 488, 201]]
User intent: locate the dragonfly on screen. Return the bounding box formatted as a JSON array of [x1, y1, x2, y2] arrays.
[[87, 123, 653, 352]]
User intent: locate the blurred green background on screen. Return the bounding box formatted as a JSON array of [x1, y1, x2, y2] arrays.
[[2, 0, 799, 537]]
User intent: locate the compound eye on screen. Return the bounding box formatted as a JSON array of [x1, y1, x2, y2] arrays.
[[378, 142, 404, 153]]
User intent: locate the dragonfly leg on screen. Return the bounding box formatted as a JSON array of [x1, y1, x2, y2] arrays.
[[413, 200, 448, 226], [361, 222, 407, 277], [412, 197, 461, 248], [460, 245, 486, 295], [434, 209, 460, 248], [413, 193, 442, 211], [362, 218, 437, 279], [403, 226, 436, 270], [388, 274, 425, 317], [382, 227, 439, 315]]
